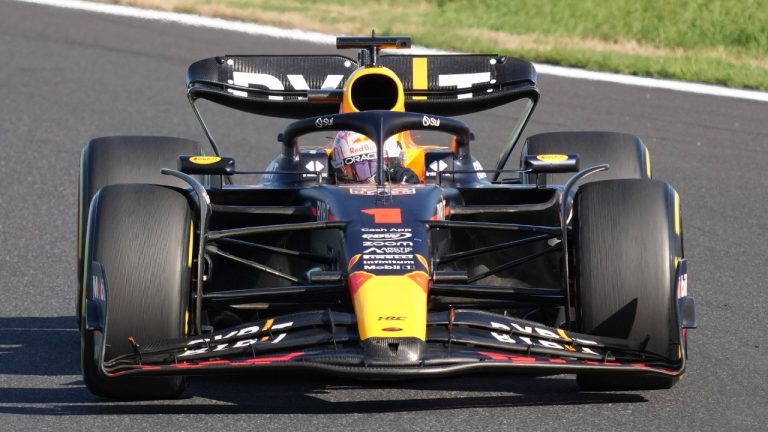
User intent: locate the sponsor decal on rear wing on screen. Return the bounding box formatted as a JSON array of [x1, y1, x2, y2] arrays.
[[186, 55, 538, 118]]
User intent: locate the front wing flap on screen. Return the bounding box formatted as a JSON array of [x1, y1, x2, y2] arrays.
[[94, 309, 684, 379]]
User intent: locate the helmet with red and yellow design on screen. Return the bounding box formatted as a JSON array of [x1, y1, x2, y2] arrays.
[[330, 131, 405, 184]]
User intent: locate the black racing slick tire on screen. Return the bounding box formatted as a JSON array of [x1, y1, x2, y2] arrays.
[[574, 179, 683, 391], [81, 184, 193, 399], [77, 136, 201, 322], [521, 131, 651, 186]]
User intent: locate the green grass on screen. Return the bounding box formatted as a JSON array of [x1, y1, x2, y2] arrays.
[[415, 0, 768, 89], [106, 0, 768, 90], [436, 0, 768, 54]]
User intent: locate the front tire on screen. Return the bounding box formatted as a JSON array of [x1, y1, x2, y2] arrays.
[[81, 184, 193, 399], [574, 179, 683, 390], [77, 136, 201, 323]]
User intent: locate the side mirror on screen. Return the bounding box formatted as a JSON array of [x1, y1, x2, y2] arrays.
[[178, 155, 235, 175], [523, 154, 579, 187]]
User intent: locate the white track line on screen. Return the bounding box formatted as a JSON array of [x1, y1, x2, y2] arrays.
[[14, 0, 768, 102]]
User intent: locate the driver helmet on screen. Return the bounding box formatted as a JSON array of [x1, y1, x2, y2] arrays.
[[330, 131, 404, 184]]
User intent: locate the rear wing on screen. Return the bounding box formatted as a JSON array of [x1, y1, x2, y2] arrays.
[[187, 54, 539, 118]]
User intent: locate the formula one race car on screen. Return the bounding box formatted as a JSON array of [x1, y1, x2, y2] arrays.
[[77, 35, 696, 399]]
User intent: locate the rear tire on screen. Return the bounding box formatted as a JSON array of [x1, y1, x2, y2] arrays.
[[574, 179, 683, 390], [81, 184, 192, 399], [521, 131, 651, 185], [77, 136, 201, 322]]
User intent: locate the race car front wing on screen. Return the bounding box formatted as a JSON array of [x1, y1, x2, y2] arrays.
[[86, 306, 686, 380]]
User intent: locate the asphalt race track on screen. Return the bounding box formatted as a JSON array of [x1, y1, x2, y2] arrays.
[[1, 1, 767, 430]]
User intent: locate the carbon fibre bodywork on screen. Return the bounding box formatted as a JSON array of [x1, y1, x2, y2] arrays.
[[80, 36, 694, 392], [88, 306, 685, 379], [84, 178, 691, 381]]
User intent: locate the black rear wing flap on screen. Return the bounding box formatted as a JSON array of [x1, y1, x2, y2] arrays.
[[187, 54, 539, 118]]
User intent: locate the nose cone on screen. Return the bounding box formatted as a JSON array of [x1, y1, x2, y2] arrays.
[[362, 337, 425, 365], [349, 272, 429, 341]]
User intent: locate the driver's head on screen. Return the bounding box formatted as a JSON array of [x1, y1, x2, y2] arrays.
[[330, 131, 404, 184]]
